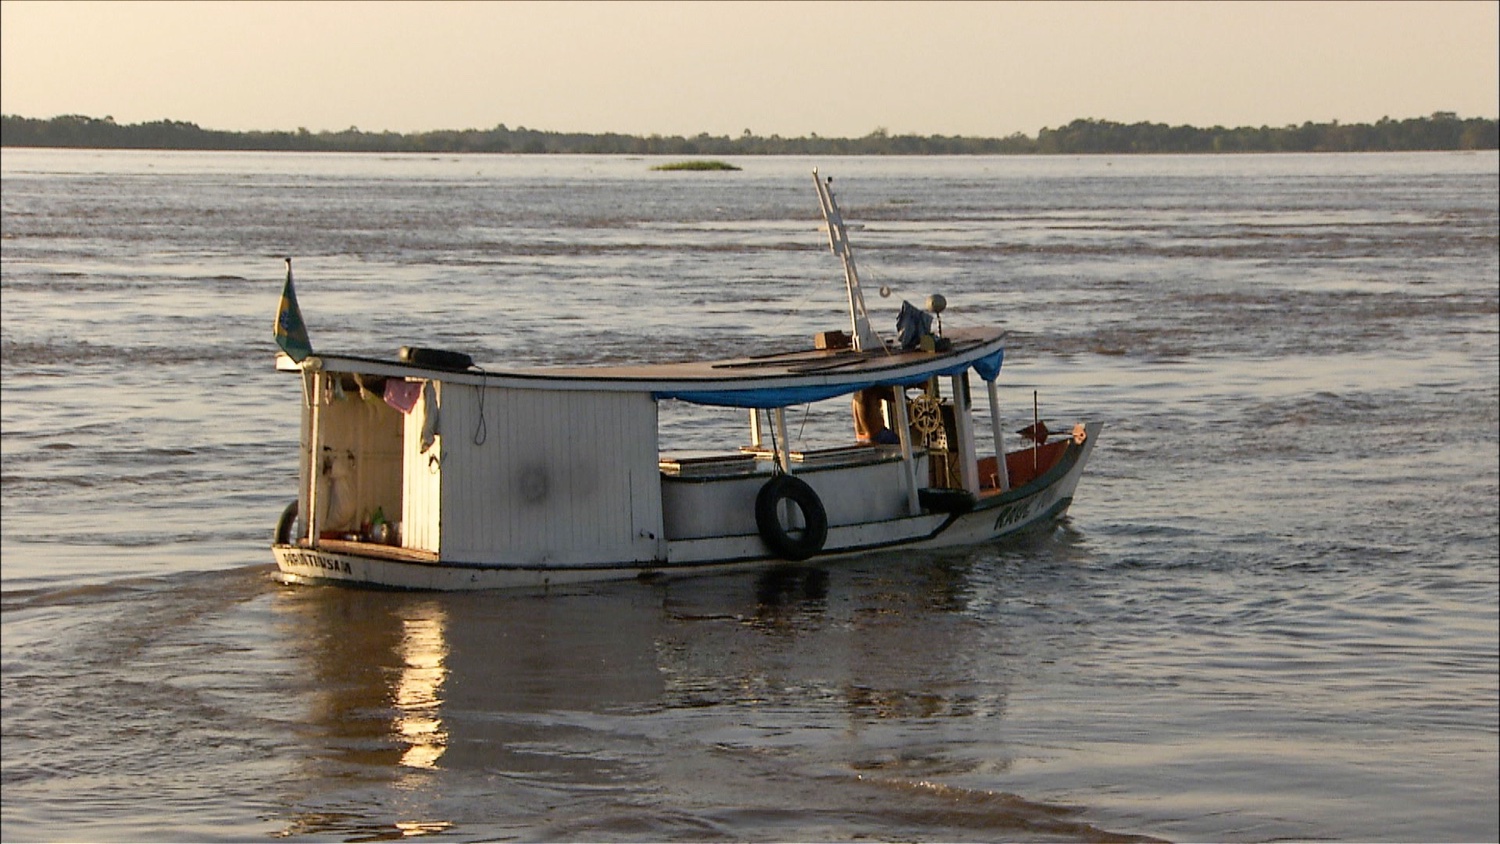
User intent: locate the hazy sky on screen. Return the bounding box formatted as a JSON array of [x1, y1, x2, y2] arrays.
[[2, 1, 1495, 138]]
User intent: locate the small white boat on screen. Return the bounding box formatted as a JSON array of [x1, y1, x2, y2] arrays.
[[270, 171, 1099, 590]]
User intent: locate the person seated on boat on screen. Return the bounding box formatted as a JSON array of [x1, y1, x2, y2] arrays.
[[853, 387, 901, 445]]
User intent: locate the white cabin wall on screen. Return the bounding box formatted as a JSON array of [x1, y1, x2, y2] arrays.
[[350, 395, 404, 523], [436, 384, 662, 565], [402, 384, 442, 552]]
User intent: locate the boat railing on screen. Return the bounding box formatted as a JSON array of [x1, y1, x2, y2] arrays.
[[980, 440, 1070, 492], [657, 452, 760, 478], [658, 443, 911, 480]]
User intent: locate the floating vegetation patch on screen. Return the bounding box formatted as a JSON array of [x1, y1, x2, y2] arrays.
[[650, 160, 742, 171]]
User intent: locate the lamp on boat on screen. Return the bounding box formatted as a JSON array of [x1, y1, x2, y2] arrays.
[[926, 293, 947, 336]]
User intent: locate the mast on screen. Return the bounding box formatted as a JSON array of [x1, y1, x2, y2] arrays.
[[813, 170, 881, 352]]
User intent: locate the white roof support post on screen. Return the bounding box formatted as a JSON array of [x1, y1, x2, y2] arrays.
[[889, 389, 922, 515], [813, 170, 880, 353], [772, 406, 792, 474], [987, 378, 1010, 492], [951, 373, 980, 495], [749, 408, 763, 450]]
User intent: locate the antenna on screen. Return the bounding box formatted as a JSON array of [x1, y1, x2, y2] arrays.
[[813, 170, 880, 352]]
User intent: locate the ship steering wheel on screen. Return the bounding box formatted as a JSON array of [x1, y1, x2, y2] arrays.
[[908, 394, 943, 437]]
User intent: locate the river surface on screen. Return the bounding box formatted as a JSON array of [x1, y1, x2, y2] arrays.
[[2, 149, 1497, 842]]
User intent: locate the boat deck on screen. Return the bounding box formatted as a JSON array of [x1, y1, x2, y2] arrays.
[[310, 538, 440, 563]]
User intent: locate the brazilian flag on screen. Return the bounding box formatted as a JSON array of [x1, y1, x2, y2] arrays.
[[274, 258, 313, 362]]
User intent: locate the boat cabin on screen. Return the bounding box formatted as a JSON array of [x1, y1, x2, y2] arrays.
[[274, 326, 1056, 572]]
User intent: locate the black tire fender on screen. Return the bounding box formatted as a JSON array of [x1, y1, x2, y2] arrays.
[[754, 475, 828, 561], [274, 499, 299, 546]]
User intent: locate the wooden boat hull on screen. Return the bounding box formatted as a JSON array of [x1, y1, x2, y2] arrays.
[[272, 422, 1099, 591]]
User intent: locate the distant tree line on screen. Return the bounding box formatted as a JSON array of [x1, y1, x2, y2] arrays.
[[2, 112, 1495, 155]]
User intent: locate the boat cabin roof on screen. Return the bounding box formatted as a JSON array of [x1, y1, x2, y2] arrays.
[[277, 326, 1006, 409]]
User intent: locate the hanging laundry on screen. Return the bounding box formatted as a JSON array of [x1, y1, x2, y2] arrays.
[[384, 379, 424, 413]]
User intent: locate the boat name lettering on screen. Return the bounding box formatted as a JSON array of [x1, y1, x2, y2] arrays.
[[993, 500, 1038, 531], [284, 551, 352, 575]]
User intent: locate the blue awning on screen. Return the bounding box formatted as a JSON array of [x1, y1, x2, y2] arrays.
[[655, 347, 1004, 409]]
